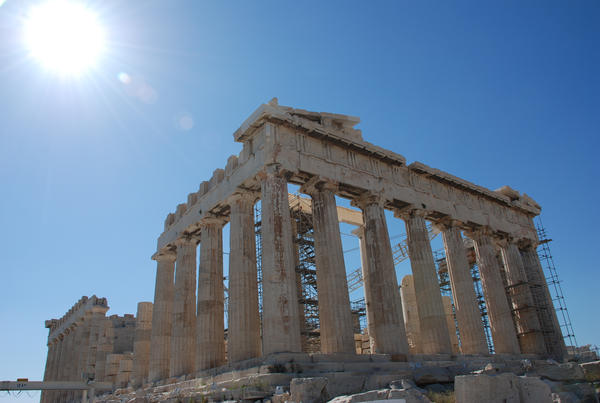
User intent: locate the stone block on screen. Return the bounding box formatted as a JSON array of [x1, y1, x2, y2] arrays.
[[518, 376, 552, 403], [290, 377, 328, 403], [198, 180, 210, 196], [210, 168, 225, 187], [175, 203, 187, 220], [323, 373, 367, 399], [455, 373, 520, 403], [533, 362, 586, 382], [187, 192, 198, 206], [554, 382, 599, 402], [581, 360, 600, 382], [225, 155, 238, 176], [412, 366, 452, 385]]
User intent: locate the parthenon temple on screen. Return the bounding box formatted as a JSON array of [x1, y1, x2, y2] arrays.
[[41, 100, 570, 401]]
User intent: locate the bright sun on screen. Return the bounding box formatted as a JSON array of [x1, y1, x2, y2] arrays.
[[24, 0, 105, 75]]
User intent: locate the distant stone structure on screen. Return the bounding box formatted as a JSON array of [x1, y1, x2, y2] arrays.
[[40, 296, 147, 403], [41, 101, 568, 401]]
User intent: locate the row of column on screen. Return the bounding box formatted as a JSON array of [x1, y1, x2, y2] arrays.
[[41, 306, 108, 403], [149, 168, 564, 382], [149, 167, 359, 381], [353, 203, 561, 358]]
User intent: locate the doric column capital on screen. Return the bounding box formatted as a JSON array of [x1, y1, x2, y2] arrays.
[[299, 176, 338, 196], [517, 237, 538, 250], [227, 189, 259, 206], [393, 206, 427, 221], [494, 233, 528, 249], [431, 216, 464, 232], [199, 214, 227, 228], [351, 191, 385, 210], [464, 225, 494, 240], [152, 248, 177, 262], [173, 234, 199, 247], [257, 163, 292, 180]]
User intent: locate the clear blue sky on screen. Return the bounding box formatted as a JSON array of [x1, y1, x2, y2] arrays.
[[1, 1, 598, 401]]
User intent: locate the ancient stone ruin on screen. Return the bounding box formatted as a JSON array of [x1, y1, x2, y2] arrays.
[[40, 100, 599, 402]]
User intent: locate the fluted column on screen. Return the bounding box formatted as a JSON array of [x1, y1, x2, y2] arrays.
[[170, 236, 197, 377], [196, 217, 226, 371], [400, 210, 451, 354], [353, 226, 376, 352], [133, 302, 153, 387], [303, 180, 355, 354], [49, 337, 62, 402], [59, 326, 75, 401], [228, 192, 261, 363], [52, 335, 65, 402], [439, 222, 489, 355], [149, 250, 175, 382], [500, 239, 546, 355], [70, 316, 91, 401], [351, 194, 409, 356], [520, 244, 566, 360], [469, 229, 520, 354], [259, 165, 302, 354], [41, 339, 57, 403], [400, 275, 421, 354]]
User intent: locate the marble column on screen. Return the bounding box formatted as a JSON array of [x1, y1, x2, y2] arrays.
[[228, 193, 261, 363], [400, 210, 451, 354], [133, 302, 153, 387], [196, 217, 226, 371], [49, 338, 61, 402], [352, 194, 409, 356], [41, 339, 56, 403], [259, 165, 302, 354], [50, 334, 64, 403], [170, 237, 197, 377], [69, 317, 91, 402], [400, 275, 421, 354], [304, 181, 355, 354], [500, 239, 546, 355], [440, 223, 489, 355], [469, 229, 520, 354], [149, 251, 175, 382], [520, 245, 566, 360], [59, 326, 75, 401], [71, 321, 89, 401], [353, 226, 376, 353]]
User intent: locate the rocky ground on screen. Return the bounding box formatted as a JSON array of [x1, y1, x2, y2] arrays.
[[94, 356, 600, 403]]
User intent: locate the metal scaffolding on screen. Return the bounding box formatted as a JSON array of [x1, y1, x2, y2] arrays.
[[535, 218, 578, 350], [290, 202, 321, 352]]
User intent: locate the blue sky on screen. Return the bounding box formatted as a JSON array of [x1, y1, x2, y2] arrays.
[[1, 1, 599, 401]]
